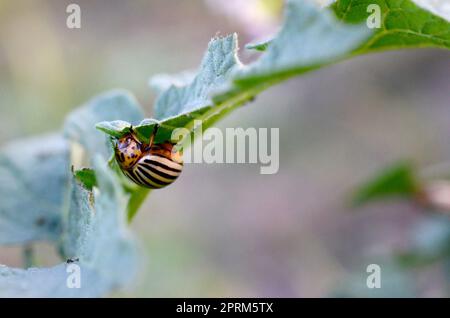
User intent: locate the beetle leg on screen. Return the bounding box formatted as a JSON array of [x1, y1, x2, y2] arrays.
[[148, 124, 160, 147]]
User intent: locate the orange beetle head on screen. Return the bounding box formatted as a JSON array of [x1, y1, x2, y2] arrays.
[[114, 134, 143, 170]]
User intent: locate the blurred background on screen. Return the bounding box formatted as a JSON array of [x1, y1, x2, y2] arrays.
[[0, 0, 449, 297]]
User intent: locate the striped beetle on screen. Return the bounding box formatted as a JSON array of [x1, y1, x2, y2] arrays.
[[114, 125, 183, 189]]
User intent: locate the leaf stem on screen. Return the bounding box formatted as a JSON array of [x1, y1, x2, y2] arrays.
[[127, 188, 151, 223]]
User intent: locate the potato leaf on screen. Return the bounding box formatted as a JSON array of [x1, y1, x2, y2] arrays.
[[0, 134, 69, 244], [0, 158, 138, 297], [333, 0, 450, 52], [97, 0, 450, 145], [97, 0, 373, 143], [65, 90, 144, 161], [0, 90, 143, 296]]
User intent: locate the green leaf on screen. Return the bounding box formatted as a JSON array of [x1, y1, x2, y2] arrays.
[[95, 120, 133, 139], [132, 118, 160, 144], [0, 158, 138, 297], [94, 0, 450, 142], [154, 34, 241, 121], [164, 0, 371, 126], [352, 162, 420, 206], [97, 37, 240, 143], [332, 0, 450, 52], [74, 168, 97, 191], [98, 1, 373, 146], [233, 0, 372, 87], [245, 40, 270, 52], [96, 117, 174, 148], [0, 134, 69, 244], [149, 71, 196, 93], [65, 90, 144, 162], [0, 89, 144, 295], [63, 158, 137, 272]]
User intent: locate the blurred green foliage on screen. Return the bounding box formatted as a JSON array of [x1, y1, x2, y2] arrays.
[[352, 162, 419, 206]]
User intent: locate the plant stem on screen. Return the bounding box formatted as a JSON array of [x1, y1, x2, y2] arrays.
[[127, 188, 151, 223]]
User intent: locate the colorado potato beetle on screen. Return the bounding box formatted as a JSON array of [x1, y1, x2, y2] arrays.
[[114, 126, 183, 189]]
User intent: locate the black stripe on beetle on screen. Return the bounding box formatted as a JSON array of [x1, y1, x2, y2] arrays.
[[143, 158, 182, 173]]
